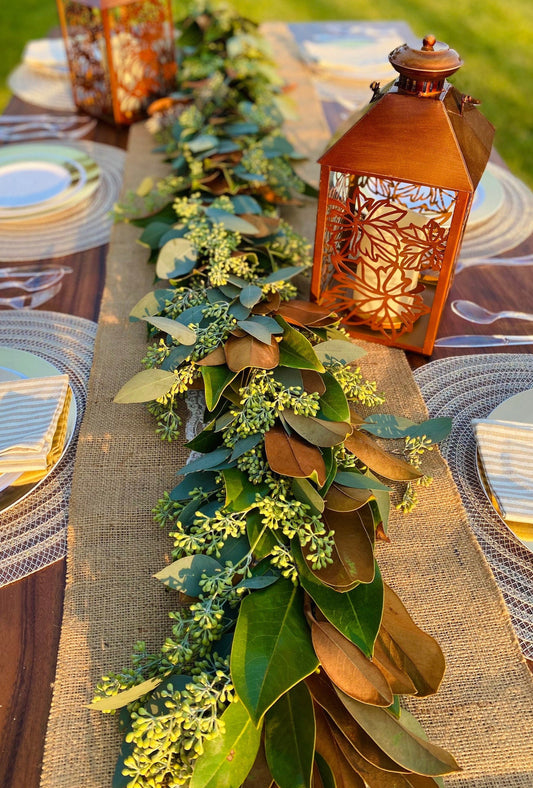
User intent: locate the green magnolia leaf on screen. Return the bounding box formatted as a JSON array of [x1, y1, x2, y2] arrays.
[[314, 753, 337, 788], [156, 237, 198, 279], [282, 410, 351, 448], [239, 284, 263, 308], [154, 555, 223, 596], [190, 698, 262, 788], [114, 368, 176, 404], [278, 322, 325, 371], [142, 315, 197, 345], [294, 542, 383, 658], [334, 689, 460, 775], [201, 365, 238, 411], [361, 415, 452, 444], [314, 339, 367, 366], [246, 509, 278, 561], [89, 676, 162, 711], [318, 372, 350, 422], [186, 425, 222, 453], [291, 477, 325, 516], [231, 578, 319, 725], [223, 468, 269, 512], [265, 682, 315, 788], [129, 289, 174, 321]]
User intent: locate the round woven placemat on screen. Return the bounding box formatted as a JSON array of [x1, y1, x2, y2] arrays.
[[0, 141, 125, 262], [414, 353, 533, 658], [8, 63, 76, 112], [0, 310, 96, 587]]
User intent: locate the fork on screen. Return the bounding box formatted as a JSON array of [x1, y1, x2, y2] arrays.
[[0, 281, 63, 309]]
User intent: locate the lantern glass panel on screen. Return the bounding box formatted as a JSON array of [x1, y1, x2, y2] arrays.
[[60, 0, 176, 124], [319, 169, 459, 349]]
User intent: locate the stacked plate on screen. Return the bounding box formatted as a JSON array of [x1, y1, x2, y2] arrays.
[[0, 142, 100, 223], [22, 38, 69, 78], [8, 38, 75, 113]]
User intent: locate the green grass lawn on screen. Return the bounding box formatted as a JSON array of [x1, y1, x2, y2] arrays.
[[1, 0, 532, 187]]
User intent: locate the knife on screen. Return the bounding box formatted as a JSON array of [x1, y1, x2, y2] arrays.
[[435, 334, 533, 347]]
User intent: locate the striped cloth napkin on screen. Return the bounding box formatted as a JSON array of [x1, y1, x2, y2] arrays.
[[472, 418, 533, 524], [0, 375, 70, 473]]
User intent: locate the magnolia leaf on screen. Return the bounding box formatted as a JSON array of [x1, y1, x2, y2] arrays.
[[246, 509, 278, 561], [335, 470, 391, 493], [190, 698, 262, 788], [276, 300, 338, 327], [223, 468, 269, 512], [294, 542, 383, 657], [156, 237, 197, 279], [201, 365, 238, 411], [264, 423, 327, 486], [345, 431, 423, 481], [378, 584, 446, 697], [89, 676, 162, 711], [311, 620, 393, 707], [318, 372, 350, 422], [314, 705, 366, 788], [114, 368, 176, 404], [334, 689, 460, 775], [283, 410, 351, 448], [242, 742, 274, 788], [231, 578, 319, 725], [325, 484, 373, 512], [314, 753, 337, 788], [129, 289, 174, 321], [314, 339, 366, 366], [307, 671, 407, 774], [239, 284, 264, 308], [154, 555, 223, 596], [291, 477, 325, 516], [142, 315, 197, 345], [349, 404, 366, 427], [361, 415, 452, 444], [224, 334, 280, 372], [278, 323, 325, 372], [196, 346, 227, 366], [177, 447, 231, 476], [272, 366, 303, 390], [205, 207, 260, 234], [372, 635, 418, 696], [311, 507, 375, 587], [265, 682, 315, 788], [301, 370, 326, 395]]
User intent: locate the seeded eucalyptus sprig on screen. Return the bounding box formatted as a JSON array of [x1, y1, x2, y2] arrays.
[[91, 2, 458, 787]]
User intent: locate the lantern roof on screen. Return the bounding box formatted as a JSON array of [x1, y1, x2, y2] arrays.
[[318, 82, 494, 192]]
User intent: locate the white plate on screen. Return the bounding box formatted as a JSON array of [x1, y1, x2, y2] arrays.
[[0, 143, 99, 220], [468, 166, 504, 230], [0, 347, 77, 514], [477, 388, 533, 552]]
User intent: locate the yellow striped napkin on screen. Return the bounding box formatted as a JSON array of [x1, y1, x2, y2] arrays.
[[0, 375, 70, 473], [473, 418, 533, 524]]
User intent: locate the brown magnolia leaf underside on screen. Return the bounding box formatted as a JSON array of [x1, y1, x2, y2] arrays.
[[224, 334, 279, 372], [345, 430, 423, 482], [196, 346, 226, 366], [307, 508, 375, 587], [325, 483, 373, 512], [264, 422, 327, 486], [314, 704, 366, 788], [277, 299, 338, 327]]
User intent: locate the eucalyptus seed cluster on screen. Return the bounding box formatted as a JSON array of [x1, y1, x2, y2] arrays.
[[189, 303, 237, 360], [170, 507, 248, 560], [147, 398, 183, 442], [224, 370, 321, 442], [397, 435, 434, 513], [326, 358, 386, 407]]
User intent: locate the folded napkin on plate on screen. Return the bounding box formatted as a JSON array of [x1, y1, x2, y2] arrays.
[[22, 38, 68, 75], [472, 418, 533, 523], [299, 34, 400, 79], [0, 375, 70, 473]]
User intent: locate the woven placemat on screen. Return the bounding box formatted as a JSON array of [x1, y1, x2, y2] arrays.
[[8, 63, 76, 112], [0, 141, 125, 262], [414, 354, 533, 659], [0, 310, 96, 586], [41, 46, 533, 788]]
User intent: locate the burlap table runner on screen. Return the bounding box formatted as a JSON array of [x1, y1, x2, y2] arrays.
[[41, 23, 533, 788]]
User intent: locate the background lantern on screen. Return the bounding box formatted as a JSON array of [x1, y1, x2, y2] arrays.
[[310, 36, 495, 355], [56, 0, 177, 125]]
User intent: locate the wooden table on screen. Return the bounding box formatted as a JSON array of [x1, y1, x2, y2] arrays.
[[0, 94, 531, 788]]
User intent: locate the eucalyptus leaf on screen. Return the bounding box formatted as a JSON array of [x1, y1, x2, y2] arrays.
[[114, 368, 176, 404], [265, 682, 315, 788], [262, 266, 304, 284], [205, 207, 260, 234], [239, 284, 263, 308], [230, 433, 263, 462], [176, 447, 231, 476], [229, 301, 252, 321], [142, 315, 197, 345], [231, 578, 319, 724], [138, 220, 175, 250], [129, 289, 174, 321], [154, 555, 223, 596], [236, 319, 274, 344], [361, 415, 452, 444], [156, 237, 198, 279], [314, 340, 367, 366], [230, 194, 262, 215], [236, 574, 279, 590], [190, 698, 262, 788], [218, 534, 251, 565], [188, 133, 219, 153], [160, 344, 193, 370], [170, 471, 218, 501], [159, 226, 187, 247], [335, 471, 391, 493]]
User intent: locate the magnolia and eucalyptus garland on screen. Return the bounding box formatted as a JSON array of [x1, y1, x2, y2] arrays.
[[91, 2, 460, 786]]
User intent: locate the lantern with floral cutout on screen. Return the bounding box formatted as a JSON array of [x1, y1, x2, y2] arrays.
[[311, 35, 494, 354], [56, 0, 176, 125]]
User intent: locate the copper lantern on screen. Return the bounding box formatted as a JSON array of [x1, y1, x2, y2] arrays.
[[56, 0, 177, 125], [311, 36, 495, 354]]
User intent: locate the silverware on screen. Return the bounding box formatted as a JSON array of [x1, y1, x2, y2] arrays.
[[0, 264, 72, 279], [435, 334, 533, 348], [0, 270, 67, 292], [0, 281, 63, 310], [451, 299, 533, 324], [0, 115, 96, 143]]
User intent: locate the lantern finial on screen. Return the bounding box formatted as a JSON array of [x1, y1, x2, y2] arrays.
[[389, 36, 463, 97]]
